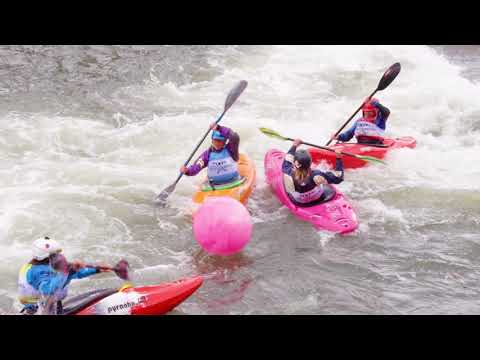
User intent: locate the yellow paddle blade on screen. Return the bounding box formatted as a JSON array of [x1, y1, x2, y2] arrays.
[[258, 127, 287, 140]]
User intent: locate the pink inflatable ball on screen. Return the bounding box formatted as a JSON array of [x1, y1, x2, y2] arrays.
[[193, 197, 253, 256]]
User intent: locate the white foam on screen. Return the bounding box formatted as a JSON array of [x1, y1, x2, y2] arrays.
[[2, 45, 480, 312]]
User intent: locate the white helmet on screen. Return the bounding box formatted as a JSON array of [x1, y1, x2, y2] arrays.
[[32, 237, 62, 261]]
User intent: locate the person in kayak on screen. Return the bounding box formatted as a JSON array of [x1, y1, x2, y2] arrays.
[[333, 98, 390, 145], [18, 237, 107, 315], [180, 123, 240, 186], [282, 139, 344, 207]]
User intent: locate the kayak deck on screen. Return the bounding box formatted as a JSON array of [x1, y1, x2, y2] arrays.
[[73, 276, 204, 315]]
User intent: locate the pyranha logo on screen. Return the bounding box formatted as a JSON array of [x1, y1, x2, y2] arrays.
[[107, 296, 147, 314]]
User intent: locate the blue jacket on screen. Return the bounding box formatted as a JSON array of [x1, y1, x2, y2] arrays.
[[28, 264, 98, 296], [338, 101, 390, 142]]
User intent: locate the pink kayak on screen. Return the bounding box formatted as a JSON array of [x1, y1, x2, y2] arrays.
[[264, 149, 358, 234]]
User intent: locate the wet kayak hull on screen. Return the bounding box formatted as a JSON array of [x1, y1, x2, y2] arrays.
[[71, 276, 203, 315], [309, 136, 417, 169]]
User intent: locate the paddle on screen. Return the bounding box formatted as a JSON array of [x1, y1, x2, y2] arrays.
[[259, 127, 386, 165], [88, 259, 130, 281], [154, 80, 248, 206], [50, 254, 130, 281], [325, 62, 402, 146], [338, 142, 389, 148]]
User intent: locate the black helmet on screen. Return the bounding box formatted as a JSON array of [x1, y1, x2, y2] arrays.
[[294, 150, 311, 169]]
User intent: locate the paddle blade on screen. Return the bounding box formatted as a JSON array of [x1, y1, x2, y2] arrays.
[[356, 154, 387, 165], [154, 183, 176, 207], [114, 260, 130, 281], [259, 127, 287, 140], [224, 80, 248, 112], [377, 63, 401, 91]]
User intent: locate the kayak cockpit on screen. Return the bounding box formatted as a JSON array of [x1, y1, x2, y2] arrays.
[[201, 176, 246, 192], [285, 183, 337, 208], [62, 288, 118, 315]]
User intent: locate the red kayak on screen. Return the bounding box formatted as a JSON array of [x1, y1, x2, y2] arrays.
[[61, 276, 203, 315], [309, 137, 416, 169]]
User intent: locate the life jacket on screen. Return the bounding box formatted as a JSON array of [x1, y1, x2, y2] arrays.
[[354, 119, 385, 143], [18, 263, 69, 306], [18, 264, 41, 305], [207, 147, 239, 185], [286, 170, 326, 205]]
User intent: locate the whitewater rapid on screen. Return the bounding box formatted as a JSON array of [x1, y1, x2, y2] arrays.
[[1, 45, 479, 314]]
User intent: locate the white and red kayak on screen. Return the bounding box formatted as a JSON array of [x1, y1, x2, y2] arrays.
[[62, 276, 203, 315], [264, 149, 358, 234]]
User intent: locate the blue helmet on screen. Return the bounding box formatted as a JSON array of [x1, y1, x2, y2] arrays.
[[212, 130, 226, 142]]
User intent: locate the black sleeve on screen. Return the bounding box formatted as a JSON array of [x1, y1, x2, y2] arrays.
[[227, 130, 240, 162], [335, 157, 344, 172], [318, 157, 344, 184], [282, 145, 297, 176], [376, 103, 390, 121], [287, 145, 298, 156]]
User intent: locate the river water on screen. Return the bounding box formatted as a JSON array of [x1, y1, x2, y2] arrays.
[[1, 45, 479, 314]]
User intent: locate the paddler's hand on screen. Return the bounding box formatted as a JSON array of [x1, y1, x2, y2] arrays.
[[50, 253, 70, 274], [180, 165, 188, 174], [209, 122, 219, 131], [293, 138, 302, 147], [331, 133, 339, 142], [95, 263, 112, 273], [70, 260, 86, 272], [334, 149, 343, 158]]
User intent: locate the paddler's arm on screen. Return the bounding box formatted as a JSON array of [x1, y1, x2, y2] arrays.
[[68, 266, 100, 280], [35, 270, 69, 296], [281, 143, 299, 176], [337, 122, 357, 142], [215, 125, 240, 162], [182, 151, 210, 176], [320, 154, 344, 184], [373, 100, 390, 130]]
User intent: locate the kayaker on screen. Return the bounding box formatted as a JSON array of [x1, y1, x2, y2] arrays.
[[282, 139, 344, 207], [333, 98, 390, 145], [180, 123, 240, 186], [18, 237, 107, 315]]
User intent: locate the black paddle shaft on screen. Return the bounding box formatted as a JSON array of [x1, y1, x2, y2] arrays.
[[154, 80, 248, 206], [325, 89, 377, 147], [171, 109, 228, 187], [284, 136, 360, 160], [325, 62, 401, 147]]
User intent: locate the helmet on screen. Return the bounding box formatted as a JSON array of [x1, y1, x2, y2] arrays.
[[294, 150, 312, 169], [211, 130, 226, 142], [32, 237, 62, 261], [362, 99, 379, 122]]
